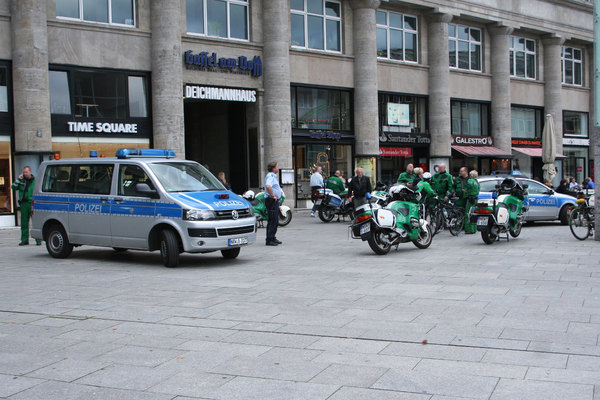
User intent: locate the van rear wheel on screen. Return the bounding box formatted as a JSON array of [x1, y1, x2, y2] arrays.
[[46, 224, 73, 258], [221, 248, 241, 259], [160, 229, 179, 268]]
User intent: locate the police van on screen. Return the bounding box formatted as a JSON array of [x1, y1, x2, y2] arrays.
[[31, 149, 256, 267]]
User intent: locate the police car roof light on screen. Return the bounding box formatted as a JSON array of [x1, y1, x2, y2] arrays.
[[116, 148, 176, 159]]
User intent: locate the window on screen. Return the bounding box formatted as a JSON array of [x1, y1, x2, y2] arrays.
[[291, 86, 351, 130], [510, 36, 536, 79], [42, 164, 114, 194], [291, 0, 342, 52], [376, 10, 418, 62], [451, 101, 489, 136], [511, 107, 542, 139], [119, 164, 153, 196], [520, 179, 549, 195], [379, 94, 427, 134], [56, 0, 135, 26], [186, 0, 248, 40], [128, 76, 147, 118], [562, 46, 583, 86], [0, 66, 7, 112], [449, 24, 481, 71], [49, 71, 72, 115], [563, 111, 588, 137]]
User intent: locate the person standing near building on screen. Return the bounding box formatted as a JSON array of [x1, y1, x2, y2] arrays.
[[310, 166, 324, 217], [348, 167, 372, 200], [264, 161, 282, 246], [431, 163, 454, 200], [217, 171, 231, 190], [464, 170, 480, 234], [397, 163, 415, 188], [326, 170, 346, 195], [11, 166, 41, 246]]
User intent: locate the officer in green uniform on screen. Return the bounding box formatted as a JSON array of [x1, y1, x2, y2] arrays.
[[416, 172, 438, 206], [431, 163, 454, 199], [326, 170, 347, 195], [464, 170, 481, 234], [11, 166, 41, 246], [397, 163, 415, 187], [453, 166, 472, 233]]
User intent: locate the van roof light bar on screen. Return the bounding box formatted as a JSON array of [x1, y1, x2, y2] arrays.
[[116, 148, 176, 159]]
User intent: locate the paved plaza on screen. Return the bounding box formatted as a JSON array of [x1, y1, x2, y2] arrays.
[[0, 213, 599, 399]]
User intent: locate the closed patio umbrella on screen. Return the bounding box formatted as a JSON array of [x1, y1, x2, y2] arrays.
[[542, 114, 557, 183]]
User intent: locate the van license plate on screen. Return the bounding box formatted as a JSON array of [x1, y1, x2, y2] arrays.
[[315, 199, 322, 205], [229, 237, 248, 246], [477, 216, 488, 226], [360, 223, 371, 234]]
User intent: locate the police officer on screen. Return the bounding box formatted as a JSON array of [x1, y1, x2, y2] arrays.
[[326, 170, 346, 195], [264, 161, 282, 246], [397, 163, 415, 188], [416, 171, 437, 205], [431, 163, 454, 200], [464, 170, 480, 234], [12, 166, 41, 246]]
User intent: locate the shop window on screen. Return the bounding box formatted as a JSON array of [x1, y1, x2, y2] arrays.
[[49, 71, 72, 115], [294, 144, 352, 200], [510, 36, 536, 79], [562, 46, 583, 86], [563, 146, 588, 184], [56, 0, 135, 26], [378, 94, 427, 134], [449, 24, 481, 71], [73, 70, 127, 118], [186, 0, 248, 40], [0, 139, 12, 214], [128, 76, 147, 118], [511, 106, 541, 139], [291, 0, 342, 52], [563, 111, 588, 137], [0, 66, 7, 113], [376, 10, 418, 62], [291, 86, 351, 130], [451, 101, 489, 136]]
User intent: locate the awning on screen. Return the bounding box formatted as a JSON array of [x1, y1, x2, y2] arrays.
[[512, 147, 567, 159], [452, 145, 513, 158]]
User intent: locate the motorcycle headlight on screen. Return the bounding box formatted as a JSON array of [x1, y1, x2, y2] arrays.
[[183, 209, 216, 221]]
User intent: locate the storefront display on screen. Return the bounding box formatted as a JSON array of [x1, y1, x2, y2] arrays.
[[562, 111, 590, 184], [0, 61, 14, 225]]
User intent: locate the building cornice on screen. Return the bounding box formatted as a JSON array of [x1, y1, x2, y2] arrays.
[[46, 19, 151, 38]]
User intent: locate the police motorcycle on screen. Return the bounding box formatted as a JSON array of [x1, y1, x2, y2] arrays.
[[242, 190, 292, 227], [350, 184, 433, 255], [314, 186, 354, 223], [470, 178, 528, 244]]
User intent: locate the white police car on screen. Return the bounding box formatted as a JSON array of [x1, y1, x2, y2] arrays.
[[478, 176, 577, 224], [31, 149, 256, 267]]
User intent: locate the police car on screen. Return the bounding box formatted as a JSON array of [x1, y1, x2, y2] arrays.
[[31, 149, 256, 267], [477, 175, 577, 224]]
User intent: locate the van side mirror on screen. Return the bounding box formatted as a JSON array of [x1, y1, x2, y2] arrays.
[[136, 183, 158, 198], [522, 184, 528, 189]]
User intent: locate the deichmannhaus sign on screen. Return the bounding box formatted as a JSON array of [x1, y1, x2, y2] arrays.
[[451, 135, 493, 146], [184, 50, 262, 77], [184, 85, 257, 103]]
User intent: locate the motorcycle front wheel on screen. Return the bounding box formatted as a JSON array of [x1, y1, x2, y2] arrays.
[[413, 225, 433, 249], [368, 229, 391, 255], [481, 225, 498, 244], [448, 209, 464, 236], [509, 222, 522, 238], [318, 207, 336, 223], [569, 209, 591, 241], [278, 210, 293, 226]]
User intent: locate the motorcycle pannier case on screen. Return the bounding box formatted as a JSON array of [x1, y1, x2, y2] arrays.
[[374, 209, 396, 228]]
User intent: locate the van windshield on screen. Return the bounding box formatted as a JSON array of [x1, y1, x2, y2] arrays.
[[148, 162, 225, 192]]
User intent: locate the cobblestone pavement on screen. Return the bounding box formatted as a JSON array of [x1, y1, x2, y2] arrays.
[[0, 212, 599, 399]]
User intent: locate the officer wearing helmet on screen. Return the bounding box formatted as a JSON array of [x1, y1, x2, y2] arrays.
[[415, 171, 437, 206]]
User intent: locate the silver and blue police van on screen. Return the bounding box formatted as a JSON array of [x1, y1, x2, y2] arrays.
[[31, 149, 256, 267]]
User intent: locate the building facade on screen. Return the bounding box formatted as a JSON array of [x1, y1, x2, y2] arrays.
[[0, 0, 595, 224]]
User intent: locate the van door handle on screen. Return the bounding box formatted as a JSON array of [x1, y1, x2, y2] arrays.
[[100, 197, 109, 203], [114, 198, 123, 203]]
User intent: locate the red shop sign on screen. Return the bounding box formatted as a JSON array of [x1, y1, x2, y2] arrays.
[[380, 147, 412, 157]]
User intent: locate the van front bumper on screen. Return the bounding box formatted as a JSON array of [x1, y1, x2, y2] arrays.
[[181, 216, 257, 253]]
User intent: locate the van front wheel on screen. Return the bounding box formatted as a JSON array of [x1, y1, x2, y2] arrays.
[[160, 229, 179, 268], [221, 248, 241, 259], [46, 224, 73, 258]]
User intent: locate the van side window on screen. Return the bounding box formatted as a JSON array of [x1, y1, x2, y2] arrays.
[[43, 165, 74, 193], [73, 165, 114, 194], [119, 164, 153, 196]]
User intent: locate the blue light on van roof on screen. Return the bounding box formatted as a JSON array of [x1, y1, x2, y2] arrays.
[[116, 148, 176, 159]]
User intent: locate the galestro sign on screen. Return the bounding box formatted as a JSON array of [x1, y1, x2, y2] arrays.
[[451, 135, 493, 146], [184, 51, 263, 77]]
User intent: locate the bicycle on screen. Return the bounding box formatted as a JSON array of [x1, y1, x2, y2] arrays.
[[569, 190, 595, 240], [426, 197, 465, 236]]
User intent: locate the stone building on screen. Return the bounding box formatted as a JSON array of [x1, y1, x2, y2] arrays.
[[0, 0, 595, 224]]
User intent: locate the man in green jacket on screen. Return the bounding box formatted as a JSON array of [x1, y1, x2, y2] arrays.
[[453, 166, 470, 208], [431, 163, 454, 199], [326, 170, 347, 195], [11, 166, 41, 246], [416, 172, 438, 206], [397, 163, 415, 188], [464, 170, 481, 234]]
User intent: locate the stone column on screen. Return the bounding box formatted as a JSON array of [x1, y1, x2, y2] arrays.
[[11, 0, 53, 171], [262, 0, 293, 195], [349, 0, 380, 158], [543, 35, 565, 154], [151, 0, 184, 156], [427, 12, 453, 171], [489, 25, 514, 153]]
